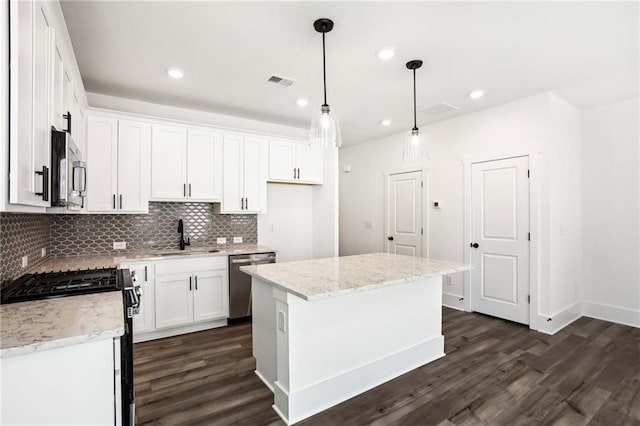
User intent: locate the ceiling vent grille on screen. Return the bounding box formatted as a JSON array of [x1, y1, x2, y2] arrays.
[[267, 74, 296, 87], [420, 102, 460, 116]]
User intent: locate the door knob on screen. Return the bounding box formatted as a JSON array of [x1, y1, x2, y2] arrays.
[[471, 243, 479, 248], [388, 236, 394, 241]]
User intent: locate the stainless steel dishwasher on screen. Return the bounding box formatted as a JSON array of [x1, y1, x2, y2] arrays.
[[228, 252, 276, 322]]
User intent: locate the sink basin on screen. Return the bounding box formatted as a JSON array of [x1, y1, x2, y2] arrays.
[[155, 249, 220, 257]]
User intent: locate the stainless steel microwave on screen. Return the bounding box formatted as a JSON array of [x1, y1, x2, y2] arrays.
[[51, 128, 86, 209]]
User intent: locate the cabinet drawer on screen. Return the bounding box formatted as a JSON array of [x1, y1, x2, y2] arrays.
[[155, 256, 227, 275]]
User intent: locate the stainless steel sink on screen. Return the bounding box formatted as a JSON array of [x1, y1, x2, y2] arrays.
[[155, 248, 220, 256], [156, 251, 191, 256]]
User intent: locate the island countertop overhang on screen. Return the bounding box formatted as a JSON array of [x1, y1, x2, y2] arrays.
[[240, 252, 472, 301]]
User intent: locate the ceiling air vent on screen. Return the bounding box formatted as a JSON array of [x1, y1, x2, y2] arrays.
[[267, 74, 296, 87], [420, 102, 460, 116]]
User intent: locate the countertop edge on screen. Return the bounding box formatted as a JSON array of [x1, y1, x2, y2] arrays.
[[241, 264, 473, 301], [0, 326, 124, 359]]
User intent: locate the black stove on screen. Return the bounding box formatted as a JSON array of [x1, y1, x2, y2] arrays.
[[1, 268, 121, 304], [1, 266, 138, 426]]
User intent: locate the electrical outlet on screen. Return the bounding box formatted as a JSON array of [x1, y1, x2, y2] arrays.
[[233, 236, 243, 244], [444, 276, 453, 286], [278, 311, 287, 333], [216, 237, 227, 245], [113, 242, 127, 250], [21, 256, 28, 268], [41, 247, 47, 258], [365, 221, 373, 229]]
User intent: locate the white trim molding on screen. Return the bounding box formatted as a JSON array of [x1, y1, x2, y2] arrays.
[[443, 292, 466, 311], [582, 301, 640, 328]]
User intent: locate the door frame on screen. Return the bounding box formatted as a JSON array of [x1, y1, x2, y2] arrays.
[[463, 153, 540, 331], [383, 164, 429, 258]]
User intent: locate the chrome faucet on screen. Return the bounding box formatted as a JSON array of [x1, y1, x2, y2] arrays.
[[177, 219, 190, 250]]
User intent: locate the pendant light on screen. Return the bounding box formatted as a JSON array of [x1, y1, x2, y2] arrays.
[[310, 18, 341, 149], [403, 59, 423, 162]]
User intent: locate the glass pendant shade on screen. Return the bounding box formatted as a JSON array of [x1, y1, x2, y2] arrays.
[[310, 105, 341, 149], [402, 129, 422, 162]]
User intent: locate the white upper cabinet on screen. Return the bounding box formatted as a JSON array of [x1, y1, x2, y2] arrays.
[[187, 129, 223, 201], [268, 139, 322, 184], [86, 116, 117, 212], [118, 120, 151, 212], [8, 0, 87, 210], [151, 125, 187, 200], [221, 134, 268, 214], [86, 116, 150, 213], [151, 125, 222, 202], [9, 0, 53, 207]]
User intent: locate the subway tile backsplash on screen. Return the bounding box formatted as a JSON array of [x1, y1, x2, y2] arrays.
[[0, 213, 51, 283], [50, 202, 258, 256]]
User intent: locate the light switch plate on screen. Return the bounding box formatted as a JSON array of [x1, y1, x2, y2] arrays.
[[278, 311, 287, 333], [41, 247, 47, 258], [233, 236, 243, 244], [217, 237, 227, 245], [21, 256, 28, 268], [365, 221, 373, 229], [113, 242, 127, 250]]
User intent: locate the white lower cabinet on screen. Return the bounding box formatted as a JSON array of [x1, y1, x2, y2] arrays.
[[1, 339, 118, 425], [155, 259, 229, 329]]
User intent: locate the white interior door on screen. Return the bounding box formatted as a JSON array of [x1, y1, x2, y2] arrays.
[[387, 171, 423, 257], [470, 156, 530, 325]]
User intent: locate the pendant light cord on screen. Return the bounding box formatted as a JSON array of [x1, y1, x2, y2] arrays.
[[322, 32, 328, 106], [413, 68, 417, 130]]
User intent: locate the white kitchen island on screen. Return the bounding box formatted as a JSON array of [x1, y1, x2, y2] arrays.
[[241, 252, 471, 425]]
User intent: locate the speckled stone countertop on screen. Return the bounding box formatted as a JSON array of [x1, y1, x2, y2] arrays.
[[3, 245, 273, 358], [0, 292, 124, 358], [241, 252, 472, 301], [27, 245, 275, 273]]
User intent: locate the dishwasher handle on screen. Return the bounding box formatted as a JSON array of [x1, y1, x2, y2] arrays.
[[231, 256, 276, 265]]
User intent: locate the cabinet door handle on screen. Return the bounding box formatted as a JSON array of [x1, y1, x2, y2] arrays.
[[189, 276, 192, 291], [294, 168, 297, 179], [113, 194, 116, 209], [245, 198, 248, 210], [144, 265, 147, 282], [241, 197, 244, 210], [195, 276, 198, 290], [34, 166, 49, 201], [189, 183, 192, 197], [119, 194, 123, 209], [183, 183, 186, 197], [297, 168, 300, 179]]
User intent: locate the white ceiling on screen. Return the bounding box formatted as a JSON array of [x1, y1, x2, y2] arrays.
[[60, 1, 638, 145]]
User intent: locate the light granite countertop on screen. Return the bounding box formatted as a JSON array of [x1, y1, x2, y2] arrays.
[[27, 245, 275, 274], [3, 245, 273, 358], [0, 292, 124, 358], [241, 252, 472, 301]]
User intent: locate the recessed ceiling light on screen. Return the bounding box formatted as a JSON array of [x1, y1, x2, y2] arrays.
[[296, 98, 308, 107], [381, 119, 392, 126], [167, 68, 184, 79], [377, 49, 395, 60], [469, 89, 484, 99]]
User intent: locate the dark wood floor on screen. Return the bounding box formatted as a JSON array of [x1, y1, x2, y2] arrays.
[[134, 308, 640, 425]]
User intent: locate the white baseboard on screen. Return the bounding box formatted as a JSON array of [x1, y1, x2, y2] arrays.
[[582, 301, 640, 328], [535, 302, 583, 335], [132, 319, 228, 343], [274, 336, 445, 425], [443, 292, 466, 311], [255, 369, 274, 393]]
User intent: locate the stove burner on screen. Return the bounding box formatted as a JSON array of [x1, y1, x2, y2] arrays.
[[1, 268, 121, 304]]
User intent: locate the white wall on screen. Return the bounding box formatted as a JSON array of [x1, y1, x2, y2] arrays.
[[581, 98, 640, 326], [340, 92, 583, 330], [258, 183, 313, 262], [312, 149, 339, 259]]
